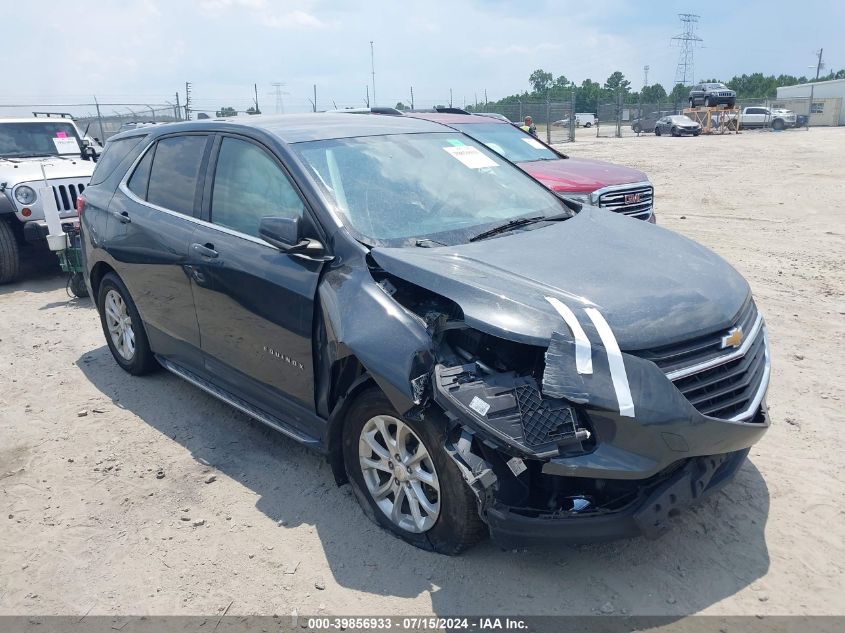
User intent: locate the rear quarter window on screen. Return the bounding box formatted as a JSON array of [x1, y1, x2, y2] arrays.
[[89, 136, 146, 186]]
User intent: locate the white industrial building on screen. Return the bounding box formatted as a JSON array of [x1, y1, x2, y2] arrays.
[[776, 79, 845, 126]]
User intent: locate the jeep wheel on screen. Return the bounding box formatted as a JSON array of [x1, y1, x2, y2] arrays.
[[69, 273, 89, 298], [0, 220, 21, 285], [705, 96, 713, 107], [342, 388, 486, 555], [97, 272, 158, 375]]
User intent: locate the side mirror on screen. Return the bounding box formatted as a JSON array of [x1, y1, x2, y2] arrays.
[[259, 216, 329, 258]]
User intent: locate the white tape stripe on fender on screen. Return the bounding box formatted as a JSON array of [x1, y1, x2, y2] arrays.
[[545, 296, 593, 375], [584, 307, 636, 418]]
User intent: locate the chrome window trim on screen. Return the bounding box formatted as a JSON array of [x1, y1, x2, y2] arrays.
[[664, 312, 764, 382]]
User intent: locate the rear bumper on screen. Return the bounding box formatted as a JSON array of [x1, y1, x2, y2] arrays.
[[487, 448, 749, 548]]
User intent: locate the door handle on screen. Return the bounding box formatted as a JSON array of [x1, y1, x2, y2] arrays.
[[110, 210, 131, 224], [191, 242, 219, 259]]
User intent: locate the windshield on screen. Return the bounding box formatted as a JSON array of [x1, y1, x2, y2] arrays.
[[453, 122, 558, 163], [0, 122, 82, 158], [671, 116, 694, 123], [294, 132, 566, 247], [707, 83, 728, 89]]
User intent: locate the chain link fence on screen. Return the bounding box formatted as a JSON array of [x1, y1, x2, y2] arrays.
[[470, 101, 576, 144], [76, 105, 181, 142]]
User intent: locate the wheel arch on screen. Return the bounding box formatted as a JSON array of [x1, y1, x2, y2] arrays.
[[89, 260, 118, 300]]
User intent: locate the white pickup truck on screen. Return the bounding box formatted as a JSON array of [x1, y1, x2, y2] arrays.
[[739, 106, 797, 130]]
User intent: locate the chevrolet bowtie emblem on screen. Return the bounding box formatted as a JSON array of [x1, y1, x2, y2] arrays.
[[721, 326, 744, 349]]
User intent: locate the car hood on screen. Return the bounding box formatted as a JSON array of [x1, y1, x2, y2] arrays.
[[517, 157, 648, 193], [0, 155, 95, 183], [370, 208, 750, 351]]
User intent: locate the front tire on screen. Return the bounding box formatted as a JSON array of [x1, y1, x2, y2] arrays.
[[584, 122, 592, 128], [0, 221, 21, 285], [342, 388, 486, 555], [97, 272, 158, 375], [772, 119, 785, 131], [705, 96, 713, 107], [632, 123, 641, 133], [671, 126, 679, 137], [655, 127, 662, 136]]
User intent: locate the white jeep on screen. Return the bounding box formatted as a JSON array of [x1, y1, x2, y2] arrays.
[[0, 118, 97, 284]]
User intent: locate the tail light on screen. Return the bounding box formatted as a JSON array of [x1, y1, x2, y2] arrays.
[[76, 195, 86, 217]]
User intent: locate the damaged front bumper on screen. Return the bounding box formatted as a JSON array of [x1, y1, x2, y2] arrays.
[[486, 448, 749, 548]]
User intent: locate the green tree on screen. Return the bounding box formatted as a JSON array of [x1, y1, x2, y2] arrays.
[[669, 83, 689, 106], [529, 69, 554, 93], [575, 79, 601, 112], [604, 71, 631, 94], [394, 102, 408, 111], [641, 83, 667, 103], [215, 106, 237, 117]]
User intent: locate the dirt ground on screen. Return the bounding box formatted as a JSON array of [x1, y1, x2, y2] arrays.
[[1, 127, 843, 618]]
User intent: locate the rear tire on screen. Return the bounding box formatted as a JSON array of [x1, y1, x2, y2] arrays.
[[632, 123, 641, 134], [584, 122, 592, 128], [688, 98, 695, 108], [342, 388, 487, 555], [97, 272, 158, 375], [0, 220, 21, 285], [705, 96, 713, 107], [654, 127, 661, 136]]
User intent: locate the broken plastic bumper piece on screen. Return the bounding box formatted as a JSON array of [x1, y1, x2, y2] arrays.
[[433, 363, 591, 458], [486, 448, 749, 548]]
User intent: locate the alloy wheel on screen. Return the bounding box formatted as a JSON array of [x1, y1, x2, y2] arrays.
[[104, 289, 135, 361], [358, 415, 441, 533]]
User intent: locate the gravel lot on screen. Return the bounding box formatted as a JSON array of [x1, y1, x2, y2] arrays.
[[1, 127, 843, 618]]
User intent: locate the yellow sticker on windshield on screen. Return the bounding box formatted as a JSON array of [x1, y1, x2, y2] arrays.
[[443, 145, 499, 169]]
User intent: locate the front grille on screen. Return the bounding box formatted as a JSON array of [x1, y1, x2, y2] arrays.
[[672, 328, 767, 420], [637, 300, 758, 375], [51, 182, 86, 212], [597, 184, 653, 220], [633, 300, 768, 421]]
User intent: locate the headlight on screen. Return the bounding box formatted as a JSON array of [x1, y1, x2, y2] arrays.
[[557, 192, 592, 206], [15, 186, 37, 205]]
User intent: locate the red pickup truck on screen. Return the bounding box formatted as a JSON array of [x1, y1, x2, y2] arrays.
[[405, 112, 655, 223]]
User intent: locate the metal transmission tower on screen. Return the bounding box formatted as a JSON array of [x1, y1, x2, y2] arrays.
[[671, 14, 702, 86], [269, 82, 288, 114]]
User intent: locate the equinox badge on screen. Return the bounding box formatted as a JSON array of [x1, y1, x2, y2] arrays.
[[720, 326, 744, 349]]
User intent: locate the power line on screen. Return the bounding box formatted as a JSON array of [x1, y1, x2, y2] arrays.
[[671, 14, 702, 86]]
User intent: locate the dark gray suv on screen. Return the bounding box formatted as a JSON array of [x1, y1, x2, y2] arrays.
[[688, 83, 737, 108], [80, 114, 770, 553]]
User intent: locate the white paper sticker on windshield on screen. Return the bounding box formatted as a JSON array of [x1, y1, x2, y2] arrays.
[[52, 137, 80, 154], [443, 145, 499, 169], [521, 137, 545, 149]]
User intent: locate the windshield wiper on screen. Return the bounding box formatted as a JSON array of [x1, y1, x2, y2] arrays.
[[469, 216, 545, 242], [469, 211, 572, 242], [415, 238, 447, 248]]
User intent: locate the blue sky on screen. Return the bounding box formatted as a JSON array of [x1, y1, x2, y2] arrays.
[[2, 0, 841, 117]]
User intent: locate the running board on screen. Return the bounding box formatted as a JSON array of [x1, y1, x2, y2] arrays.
[[160, 358, 321, 448]]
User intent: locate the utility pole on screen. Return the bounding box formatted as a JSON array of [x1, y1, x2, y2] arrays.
[[671, 14, 702, 86], [313, 85, 317, 112], [370, 41, 376, 106], [809, 48, 825, 125], [253, 83, 260, 114], [93, 96, 105, 141], [269, 83, 287, 114], [410, 86, 414, 109], [643, 65, 649, 88], [484, 89, 488, 106], [184, 82, 192, 120], [365, 85, 370, 108], [175, 92, 181, 120], [449, 88, 453, 108]]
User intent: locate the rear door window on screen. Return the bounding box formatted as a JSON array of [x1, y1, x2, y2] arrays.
[[127, 144, 154, 199], [146, 135, 209, 215]]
